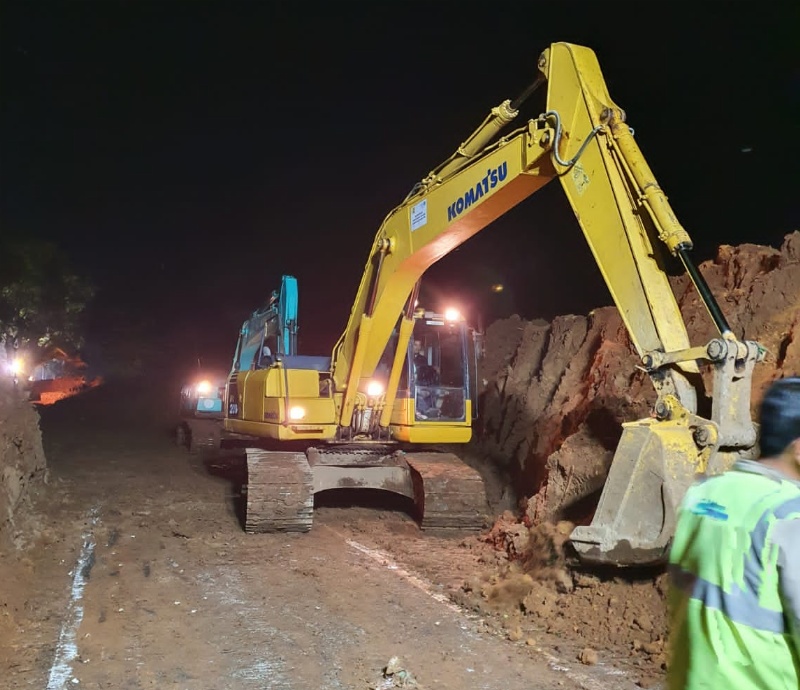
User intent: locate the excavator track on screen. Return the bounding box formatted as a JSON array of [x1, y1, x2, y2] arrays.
[[187, 419, 221, 455], [404, 452, 488, 531], [245, 449, 314, 533]]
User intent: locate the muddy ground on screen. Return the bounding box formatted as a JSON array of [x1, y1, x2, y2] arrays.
[[2, 233, 798, 689], [1, 378, 659, 690]]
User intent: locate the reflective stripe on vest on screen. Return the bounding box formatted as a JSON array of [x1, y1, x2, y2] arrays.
[[668, 564, 785, 633], [746, 494, 800, 598], [670, 492, 800, 634]]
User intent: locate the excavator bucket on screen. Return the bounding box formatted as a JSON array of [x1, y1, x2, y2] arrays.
[[569, 418, 732, 566], [570, 339, 762, 566]]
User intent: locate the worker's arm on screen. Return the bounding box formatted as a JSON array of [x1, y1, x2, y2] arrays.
[[773, 517, 800, 651]]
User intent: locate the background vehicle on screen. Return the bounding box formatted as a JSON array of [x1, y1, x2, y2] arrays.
[[225, 43, 763, 565], [176, 370, 227, 454], [6, 346, 101, 404], [178, 275, 299, 454]]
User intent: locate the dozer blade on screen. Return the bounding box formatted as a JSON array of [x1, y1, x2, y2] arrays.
[[569, 418, 724, 566], [404, 452, 489, 531]]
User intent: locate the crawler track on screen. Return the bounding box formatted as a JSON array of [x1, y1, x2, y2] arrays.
[[245, 449, 314, 533], [404, 452, 488, 531], [187, 419, 222, 455]]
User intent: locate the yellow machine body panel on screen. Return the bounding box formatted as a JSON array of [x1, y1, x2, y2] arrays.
[[389, 398, 473, 444], [225, 366, 337, 441]]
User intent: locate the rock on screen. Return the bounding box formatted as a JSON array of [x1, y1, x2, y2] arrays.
[[578, 647, 599, 665], [507, 626, 523, 642]]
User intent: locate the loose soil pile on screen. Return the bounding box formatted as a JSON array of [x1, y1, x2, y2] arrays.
[[0, 384, 48, 656], [473, 231, 800, 516], [456, 231, 799, 684], [0, 385, 47, 545]]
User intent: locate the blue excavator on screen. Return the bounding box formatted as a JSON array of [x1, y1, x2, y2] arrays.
[[176, 275, 299, 453]]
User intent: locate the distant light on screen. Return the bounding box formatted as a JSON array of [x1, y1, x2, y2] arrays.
[[9, 357, 24, 376], [444, 307, 461, 322], [740, 147, 753, 153], [366, 380, 384, 397], [491, 283, 504, 293], [195, 380, 212, 395]]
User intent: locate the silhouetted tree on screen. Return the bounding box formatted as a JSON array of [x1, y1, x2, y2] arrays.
[[0, 239, 94, 369]]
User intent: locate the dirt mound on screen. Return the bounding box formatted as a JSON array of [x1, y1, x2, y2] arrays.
[[0, 383, 48, 655], [450, 511, 668, 685], [460, 232, 799, 684], [29, 374, 103, 405], [474, 231, 800, 517], [0, 384, 47, 546]]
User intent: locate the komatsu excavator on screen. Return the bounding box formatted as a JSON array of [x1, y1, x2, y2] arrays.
[[224, 42, 764, 566]]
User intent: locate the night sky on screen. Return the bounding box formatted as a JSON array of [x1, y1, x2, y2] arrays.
[[2, 2, 798, 373]]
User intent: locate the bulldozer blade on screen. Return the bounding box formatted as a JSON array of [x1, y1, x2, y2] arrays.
[[569, 418, 722, 566]]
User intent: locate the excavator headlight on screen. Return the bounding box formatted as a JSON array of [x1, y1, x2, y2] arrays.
[[195, 379, 213, 395], [444, 307, 462, 322], [366, 380, 384, 397], [289, 405, 306, 420]]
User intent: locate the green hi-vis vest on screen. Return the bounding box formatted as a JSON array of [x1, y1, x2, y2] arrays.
[[668, 464, 800, 690]]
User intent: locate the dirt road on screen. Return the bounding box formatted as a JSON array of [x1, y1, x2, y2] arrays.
[[3, 380, 658, 689]]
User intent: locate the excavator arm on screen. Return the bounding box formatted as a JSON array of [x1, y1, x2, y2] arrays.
[[276, 275, 299, 357], [329, 42, 763, 565]]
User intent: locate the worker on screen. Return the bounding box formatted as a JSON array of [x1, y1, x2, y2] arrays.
[[413, 339, 439, 387], [667, 376, 800, 689], [412, 339, 427, 369]]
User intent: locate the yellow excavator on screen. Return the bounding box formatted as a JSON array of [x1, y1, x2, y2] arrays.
[[224, 42, 764, 566]]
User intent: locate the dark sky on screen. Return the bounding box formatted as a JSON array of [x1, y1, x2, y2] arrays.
[[2, 2, 799, 370]]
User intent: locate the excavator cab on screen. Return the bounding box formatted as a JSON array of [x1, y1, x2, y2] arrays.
[[409, 309, 476, 424], [372, 307, 481, 445]]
